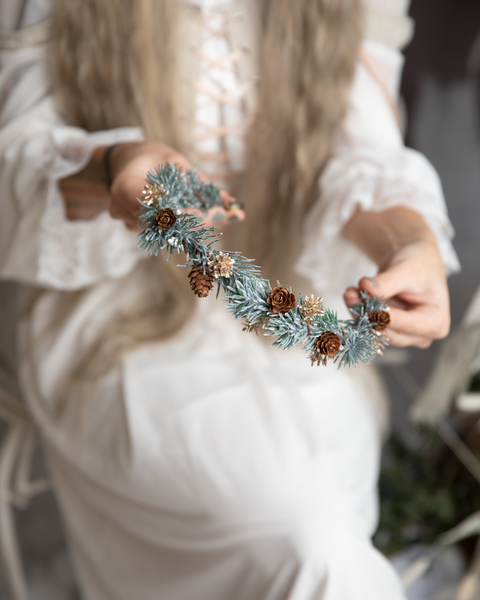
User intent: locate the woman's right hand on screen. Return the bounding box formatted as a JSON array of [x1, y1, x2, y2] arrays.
[[109, 142, 244, 230], [60, 141, 244, 228]]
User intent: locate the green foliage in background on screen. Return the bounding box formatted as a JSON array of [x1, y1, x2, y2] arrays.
[[469, 371, 480, 392], [375, 430, 480, 556]]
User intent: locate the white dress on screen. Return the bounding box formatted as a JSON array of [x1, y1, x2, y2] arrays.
[[0, 1, 459, 599]]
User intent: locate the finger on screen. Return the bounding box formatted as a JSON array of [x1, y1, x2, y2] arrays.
[[219, 189, 238, 209], [342, 287, 439, 341], [204, 205, 244, 227], [205, 207, 228, 225], [185, 207, 203, 219], [185, 206, 224, 226], [169, 156, 194, 175], [343, 286, 361, 307], [108, 195, 140, 229], [358, 261, 415, 305], [386, 329, 432, 349], [386, 306, 450, 340], [108, 198, 135, 225], [225, 205, 245, 224], [171, 158, 209, 184], [108, 201, 127, 221], [185, 204, 245, 227]]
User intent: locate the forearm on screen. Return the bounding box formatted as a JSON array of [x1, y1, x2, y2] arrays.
[[59, 145, 110, 220], [342, 205, 438, 270], [58, 141, 180, 221], [343, 204, 450, 347]]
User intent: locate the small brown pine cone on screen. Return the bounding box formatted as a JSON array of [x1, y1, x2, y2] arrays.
[[188, 265, 214, 298], [266, 286, 296, 315], [315, 332, 341, 357], [368, 310, 390, 332], [155, 207, 176, 230]]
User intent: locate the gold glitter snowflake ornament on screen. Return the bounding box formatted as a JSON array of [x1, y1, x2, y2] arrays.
[[142, 182, 168, 207], [299, 295, 325, 323], [208, 252, 235, 279]]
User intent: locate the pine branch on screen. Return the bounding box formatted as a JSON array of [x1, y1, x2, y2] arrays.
[[135, 162, 390, 368]]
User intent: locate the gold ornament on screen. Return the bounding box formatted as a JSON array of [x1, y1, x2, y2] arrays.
[[142, 182, 168, 207], [373, 331, 389, 355], [299, 295, 325, 323], [208, 252, 235, 279]]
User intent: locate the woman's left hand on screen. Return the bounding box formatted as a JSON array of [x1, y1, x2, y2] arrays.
[[342, 207, 451, 348]]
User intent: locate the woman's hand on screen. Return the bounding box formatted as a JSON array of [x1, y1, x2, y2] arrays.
[[342, 206, 450, 348], [60, 142, 244, 229]]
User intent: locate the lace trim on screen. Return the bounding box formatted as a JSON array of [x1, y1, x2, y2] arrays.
[[0, 19, 52, 50], [296, 151, 461, 294], [37, 128, 146, 290]]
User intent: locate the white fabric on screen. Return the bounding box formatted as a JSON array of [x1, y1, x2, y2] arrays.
[[187, 2, 252, 185], [0, 0, 51, 32], [0, 0, 460, 599], [296, 40, 460, 296], [20, 289, 400, 600], [0, 42, 145, 288]]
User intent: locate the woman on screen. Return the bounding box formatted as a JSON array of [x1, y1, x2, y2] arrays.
[[0, 0, 458, 598]]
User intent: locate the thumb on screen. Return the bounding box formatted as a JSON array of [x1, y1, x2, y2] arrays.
[[358, 262, 411, 302]]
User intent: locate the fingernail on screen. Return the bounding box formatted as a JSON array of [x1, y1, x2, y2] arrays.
[[212, 210, 226, 223], [368, 277, 378, 288], [228, 215, 239, 223]]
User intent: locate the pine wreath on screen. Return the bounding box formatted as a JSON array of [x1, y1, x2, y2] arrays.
[[137, 162, 390, 368]]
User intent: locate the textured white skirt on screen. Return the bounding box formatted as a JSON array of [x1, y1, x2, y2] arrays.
[[20, 291, 406, 600]]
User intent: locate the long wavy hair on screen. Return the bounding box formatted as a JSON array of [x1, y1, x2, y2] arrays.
[[51, 0, 362, 405]]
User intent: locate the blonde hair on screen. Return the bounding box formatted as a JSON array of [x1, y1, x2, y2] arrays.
[[51, 0, 361, 405], [53, 0, 181, 146], [241, 0, 362, 274]]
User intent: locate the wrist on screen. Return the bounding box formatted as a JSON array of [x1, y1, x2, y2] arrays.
[[343, 206, 437, 269], [103, 144, 121, 188], [107, 142, 142, 180], [107, 141, 177, 182]]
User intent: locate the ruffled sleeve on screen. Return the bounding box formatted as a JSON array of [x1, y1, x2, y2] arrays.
[[295, 38, 460, 296], [0, 37, 146, 290]]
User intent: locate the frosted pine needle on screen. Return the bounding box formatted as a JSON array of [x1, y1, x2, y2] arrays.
[[136, 162, 390, 368]]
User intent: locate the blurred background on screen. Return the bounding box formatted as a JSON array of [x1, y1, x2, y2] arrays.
[[385, 0, 480, 444], [1, 0, 480, 598], [376, 1, 480, 597]]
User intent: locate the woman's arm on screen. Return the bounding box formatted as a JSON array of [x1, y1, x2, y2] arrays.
[[58, 146, 110, 220], [60, 142, 243, 228], [343, 206, 450, 348]]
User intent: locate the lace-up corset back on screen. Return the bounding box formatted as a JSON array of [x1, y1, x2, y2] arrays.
[[180, 0, 260, 189]]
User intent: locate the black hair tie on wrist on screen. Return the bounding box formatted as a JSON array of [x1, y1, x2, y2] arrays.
[[104, 144, 119, 189]]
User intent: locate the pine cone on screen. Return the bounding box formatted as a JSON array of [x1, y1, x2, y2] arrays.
[[367, 310, 390, 332], [315, 332, 341, 357], [188, 265, 214, 298], [266, 286, 296, 315], [155, 207, 176, 230]]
